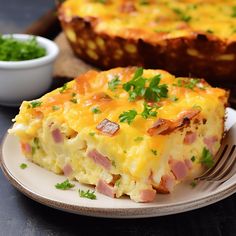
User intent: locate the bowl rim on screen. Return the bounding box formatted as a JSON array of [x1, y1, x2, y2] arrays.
[[0, 34, 59, 69]]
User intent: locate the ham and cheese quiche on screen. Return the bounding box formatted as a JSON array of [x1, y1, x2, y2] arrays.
[[58, 0, 236, 84], [9, 68, 228, 202]]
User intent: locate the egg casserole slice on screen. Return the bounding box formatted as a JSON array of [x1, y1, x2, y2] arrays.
[[9, 68, 228, 202]]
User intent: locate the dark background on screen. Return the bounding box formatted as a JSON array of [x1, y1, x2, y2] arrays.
[[1, 1, 236, 235]]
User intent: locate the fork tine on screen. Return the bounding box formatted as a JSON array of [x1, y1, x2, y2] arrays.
[[207, 145, 236, 181], [194, 145, 228, 181]]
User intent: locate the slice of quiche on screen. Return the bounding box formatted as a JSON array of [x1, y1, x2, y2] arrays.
[[9, 68, 228, 202]]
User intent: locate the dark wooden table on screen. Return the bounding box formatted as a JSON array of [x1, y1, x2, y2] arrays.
[[1, 1, 236, 235]]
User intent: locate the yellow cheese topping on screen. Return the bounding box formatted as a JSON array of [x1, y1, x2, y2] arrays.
[[60, 0, 236, 42]]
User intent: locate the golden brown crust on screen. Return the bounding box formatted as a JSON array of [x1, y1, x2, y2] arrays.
[[58, 12, 236, 84]]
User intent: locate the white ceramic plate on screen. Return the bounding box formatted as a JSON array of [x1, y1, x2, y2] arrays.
[[1, 107, 236, 218]]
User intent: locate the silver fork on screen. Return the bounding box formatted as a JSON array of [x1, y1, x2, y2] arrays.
[[194, 123, 236, 183]]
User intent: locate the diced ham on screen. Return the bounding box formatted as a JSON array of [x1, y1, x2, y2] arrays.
[[184, 131, 197, 145], [204, 135, 218, 154], [154, 173, 176, 194], [52, 128, 63, 143], [96, 179, 116, 198], [92, 92, 112, 102], [96, 118, 120, 136], [184, 159, 193, 170], [147, 118, 172, 136], [21, 142, 31, 154], [63, 163, 73, 177], [120, 1, 136, 13], [139, 189, 156, 203], [169, 159, 188, 180], [88, 149, 111, 170], [147, 109, 201, 136]]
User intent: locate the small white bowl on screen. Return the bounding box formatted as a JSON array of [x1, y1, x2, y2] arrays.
[[0, 34, 59, 107]]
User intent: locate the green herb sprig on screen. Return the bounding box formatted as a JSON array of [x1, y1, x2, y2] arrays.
[[78, 189, 97, 200], [0, 36, 46, 61], [200, 147, 214, 168], [55, 180, 75, 190], [108, 75, 121, 91]]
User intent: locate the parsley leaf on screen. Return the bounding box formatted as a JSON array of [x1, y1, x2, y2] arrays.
[[52, 105, 60, 111], [123, 68, 146, 101], [89, 132, 95, 136], [119, 110, 138, 124], [173, 8, 192, 22], [55, 179, 75, 190], [231, 6, 236, 17], [190, 180, 197, 188], [91, 106, 101, 114], [151, 149, 158, 156], [70, 98, 77, 104], [141, 102, 159, 119], [200, 147, 214, 168], [78, 189, 96, 200], [30, 100, 42, 108], [173, 78, 201, 90], [191, 156, 196, 162], [59, 83, 68, 93], [20, 163, 27, 169], [134, 136, 144, 142], [123, 67, 168, 102], [108, 75, 121, 91]]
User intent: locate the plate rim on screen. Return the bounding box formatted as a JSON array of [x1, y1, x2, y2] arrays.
[[1, 108, 236, 218]]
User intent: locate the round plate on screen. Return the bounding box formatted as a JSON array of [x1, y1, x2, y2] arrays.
[[1, 108, 236, 218]]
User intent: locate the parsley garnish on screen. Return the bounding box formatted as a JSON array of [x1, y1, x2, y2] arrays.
[[112, 160, 116, 167], [190, 181, 197, 188], [29, 100, 42, 108], [173, 78, 201, 90], [78, 189, 96, 200], [91, 106, 101, 114], [141, 102, 159, 119], [108, 75, 120, 91], [119, 109, 138, 124], [206, 29, 214, 34], [151, 149, 158, 156], [170, 96, 179, 102], [191, 156, 196, 162], [55, 180, 75, 190], [139, 0, 149, 5], [33, 137, 40, 149], [123, 67, 168, 102], [52, 105, 60, 111], [70, 98, 77, 104], [89, 132, 95, 136], [59, 83, 68, 93], [173, 8, 192, 22], [231, 6, 236, 17], [134, 136, 144, 142], [20, 163, 27, 169], [115, 179, 121, 187], [0, 36, 46, 61], [200, 147, 214, 168]]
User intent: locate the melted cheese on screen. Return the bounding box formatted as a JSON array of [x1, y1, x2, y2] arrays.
[[60, 0, 236, 42]]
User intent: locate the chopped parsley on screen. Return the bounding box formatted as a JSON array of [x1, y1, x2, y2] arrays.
[[122, 67, 168, 102], [191, 156, 196, 162], [59, 83, 68, 93], [206, 29, 214, 34], [119, 109, 138, 125], [108, 75, 120, 91], [91, 106, 101, 114], [29, 100, 42, 108], [115, 179, 121, 187], [33, 137, 40, 149], [52, 105, 60, 111], [141, 102, 159, 119], [151, 149, 158, 156], [55, 179, 75, 190], [173, 78, 201, 90], [70, 98, 77, 104], [32, 146, 36, 155], [0, 36, 46, 61], [112, 160, 116, 167], [139, 0, 149, 5], [78, 189, 96, 200], [134, 136, 144, 142], [190, 180, 197, 188], [20, 163, 27, 169], [200, 147, 214, 168], [89, 132, 95, 137], [231, 6, 236, 17], [173, 8, 192, 22]]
